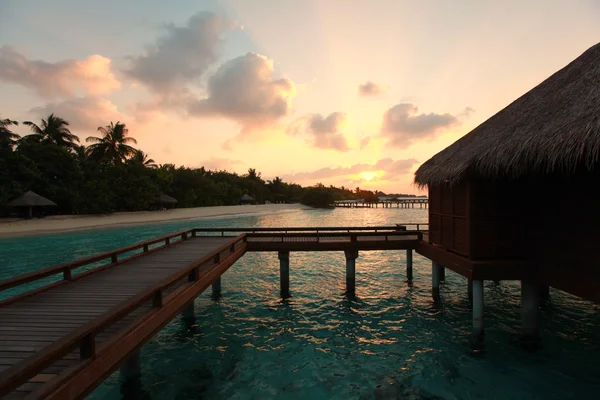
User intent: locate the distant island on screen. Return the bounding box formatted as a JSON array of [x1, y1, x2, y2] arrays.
[[1, 113, 424, 217]]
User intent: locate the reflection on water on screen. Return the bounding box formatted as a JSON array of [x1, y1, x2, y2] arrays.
[[1, 208, 599, 399]]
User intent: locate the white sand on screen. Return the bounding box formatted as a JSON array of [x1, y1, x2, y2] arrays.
[[0, 203, 311, 237]]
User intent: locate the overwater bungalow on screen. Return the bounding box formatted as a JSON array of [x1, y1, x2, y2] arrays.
[[415, 42, 600, 338]]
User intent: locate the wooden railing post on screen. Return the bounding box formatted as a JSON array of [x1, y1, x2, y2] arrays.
[[188, 268, 199, 282], [111, 254, 118, 264], [214, 253, 221, 264], [182, 233, 188, 240], [143, 244, 149, 252], [165, 238, 170, 245], [192, 230, 197, 237], [80, 333, 95, 359], [230, 244, 235, 253], [152, 290, 163, 308], [63, 267, 72, 281]]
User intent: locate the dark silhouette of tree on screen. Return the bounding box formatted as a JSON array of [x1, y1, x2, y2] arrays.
[[0, 116, 20, 150], [86, 121, 137, 164], [22, 114, 79, 150], [130, 150, 157, 168]]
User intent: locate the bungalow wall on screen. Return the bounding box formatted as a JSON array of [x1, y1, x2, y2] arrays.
[[428, 179, 525, 260], [525, 169, 600, 303]]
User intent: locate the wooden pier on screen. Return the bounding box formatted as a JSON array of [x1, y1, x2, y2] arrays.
[[0, 225, 423, 399], [334, 198, 428, 209]]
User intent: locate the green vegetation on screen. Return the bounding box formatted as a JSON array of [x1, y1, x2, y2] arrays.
[[0, 113, 383, 216]]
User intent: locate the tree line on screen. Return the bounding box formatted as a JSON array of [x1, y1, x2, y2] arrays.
[[0, 113, 376, 216]]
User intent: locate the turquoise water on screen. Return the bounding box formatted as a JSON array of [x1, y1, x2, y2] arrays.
[[1, 208, 599, 399]]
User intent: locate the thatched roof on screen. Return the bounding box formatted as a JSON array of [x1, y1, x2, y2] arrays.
[[7, 191, 57, 207], [415, 42, 600, 187], [240, 194, 255, 201], [157, 193, 177, 204]]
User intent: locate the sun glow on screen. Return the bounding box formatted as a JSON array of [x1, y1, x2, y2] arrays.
[[361, 171, 377, 181]]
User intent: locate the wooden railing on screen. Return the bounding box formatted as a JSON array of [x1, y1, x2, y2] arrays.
[[192, 224, 429, 235], [0, 229, 196, 304], [243, 230, 423, 242], [0, 234, 247, 398]]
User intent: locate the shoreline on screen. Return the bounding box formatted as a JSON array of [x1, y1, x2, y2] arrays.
[[0, 204, 312, 238]]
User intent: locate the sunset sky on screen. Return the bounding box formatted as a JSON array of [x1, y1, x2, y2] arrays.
[[1, 0, 599, 193]]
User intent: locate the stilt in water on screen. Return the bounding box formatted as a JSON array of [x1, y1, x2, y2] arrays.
[[345, 249, 359, 296], [521, 280, 540, 350], [472, 280, 484, 343], [539, 284, 550, 305], [432, 261, 441, 301], [406, 249, 413, 281], [278, 251, 290, 298], [212, 276, 222, 299], [439, 265, 446, 281], [468, 279, 473, 304]]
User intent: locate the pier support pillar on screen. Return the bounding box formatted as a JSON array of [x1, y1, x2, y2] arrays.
[[468, 279, 473, 304], [278, 251, 290, 298], [406, 249, 413, 281], [212, 276, 222, 298], [182, 301, 194, 319], [120, 350, 141, 382], [432, 261, 441, 300], [472, 280, 484, 339], [345, 249, 359, 295], [539, 284, 550, 305], [521, 280, 540, 341], [439, 265, 446, 281]]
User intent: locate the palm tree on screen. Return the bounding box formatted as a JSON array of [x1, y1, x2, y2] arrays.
[[130, 150, 157, 168], [22, 114, 79, 150], [85, 121, 137, 164], [0, 116, 20, 149]]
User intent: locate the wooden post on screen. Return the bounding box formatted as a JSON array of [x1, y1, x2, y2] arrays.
[[212, 276, 222, 298], [182, 301, 194, 319], [432, 261, 441, 300], [522, 280, 540, 340], [278, 251, 290, 298], [539, 284, 550, 305], [439, 265, 445, 281], [406, 249, 413, 281], [472, 280, 484, 339], [345, 249, 359, 295], [120, 350, 141, 382], [468, 279, 473, 304]]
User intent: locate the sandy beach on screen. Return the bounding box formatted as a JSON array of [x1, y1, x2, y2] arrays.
[[0, 203, 311, 238]]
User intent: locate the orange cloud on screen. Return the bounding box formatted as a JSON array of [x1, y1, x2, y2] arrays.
[[0, 46, 119, 99]]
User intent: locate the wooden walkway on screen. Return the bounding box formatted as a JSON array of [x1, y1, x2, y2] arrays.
[[0, 226, 423, 399], [0, 232, 247, 399]]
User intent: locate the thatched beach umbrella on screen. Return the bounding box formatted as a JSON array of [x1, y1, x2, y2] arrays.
[[414, 42, 600, 187], [7, 191, 57, 218], [157, 193, 177, 205], [240, 194, 255, 204]]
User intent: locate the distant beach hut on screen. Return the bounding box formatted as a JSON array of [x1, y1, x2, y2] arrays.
[[7, 191, 57, 219], [240, 194, 256, 205], [414, 41, 600, 305], [156, 193, 177, 210]]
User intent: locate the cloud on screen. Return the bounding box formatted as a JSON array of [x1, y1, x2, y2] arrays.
[[360, 136, 371, 150], [189, 52, 296, 129], [29, 97, 128, 131], [358, 81, 386, 96], [288, 112, 349, 152], [281, 157, 419, 184], [122, 12, 234, 95], [381, 103, 461, 147], [0, 46, 120, 99]]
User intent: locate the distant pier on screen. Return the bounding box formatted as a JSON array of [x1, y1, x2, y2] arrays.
[[334, 198, 428, 209]]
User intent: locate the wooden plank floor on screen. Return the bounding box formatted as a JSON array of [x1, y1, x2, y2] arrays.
[[0, 236, 235, 399]]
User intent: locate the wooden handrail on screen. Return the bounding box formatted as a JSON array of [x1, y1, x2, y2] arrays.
[[192, 225, 428, 233], [0, 234, 247, 397], [0, 229, 195, 292], [245, 230, 421, 238]]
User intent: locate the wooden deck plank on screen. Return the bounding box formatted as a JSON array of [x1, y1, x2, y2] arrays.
[[0, 236, 237, 398]]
